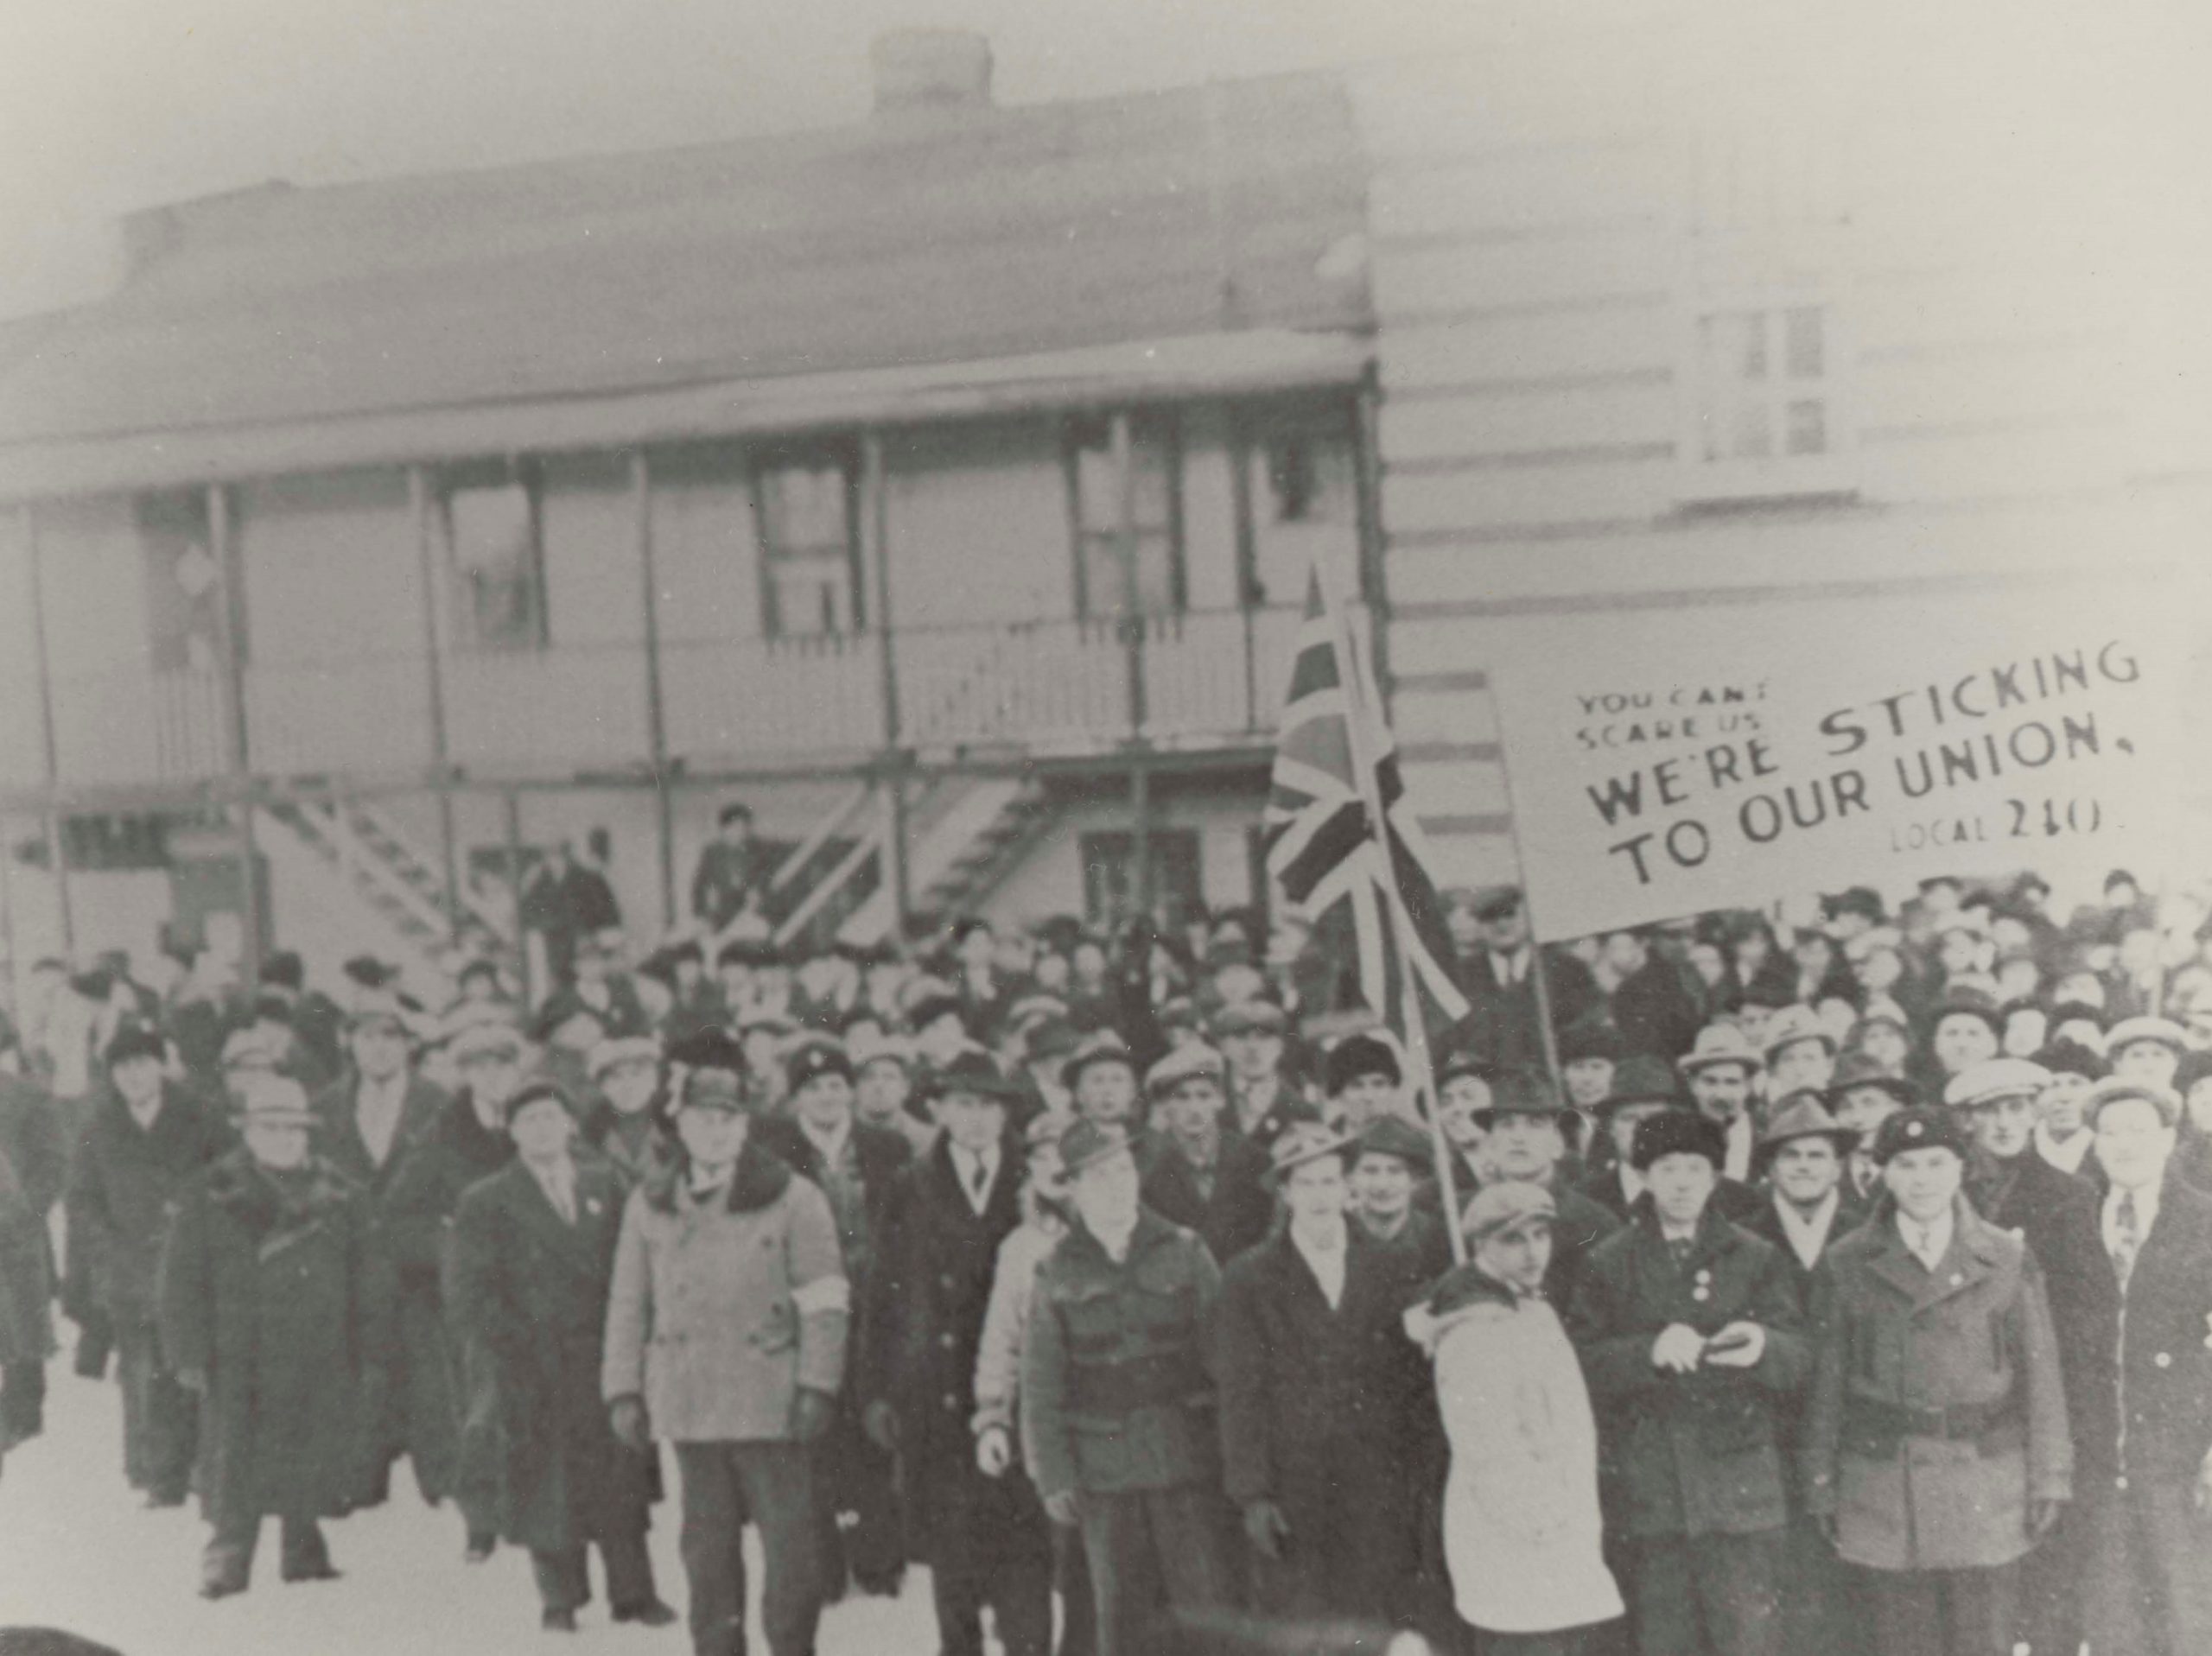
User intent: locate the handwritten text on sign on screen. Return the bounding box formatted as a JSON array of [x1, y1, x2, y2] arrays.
[[1478, 584, 2182, 940]]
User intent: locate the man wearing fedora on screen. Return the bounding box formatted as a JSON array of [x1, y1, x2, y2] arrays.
[[1947, 1057, 2116, 1656], [1021, 1120, 1233, 1656], [159, 1073, 387, 1598], [2078, 1074, 2212, 1656], [1215, 1120, 1431, 1627], [1740, 1093, 1867, 1656], [1581, 1057, 1764, 1228], [860, 1049, 1053, 1656], [311, 993, 452, 1510], [449, 1076, 671, 1632], [1681, 1025, 1767, 1185], [1465, 1067, 1621, 1307], [1140, 1044, 1276, 1267], [1567, 1110, 1808, 1656], [602, 1045, 849, 1656], [1800, 1107, 2072, 1656], [1825, 1053, 1916, 1202], [1408, 1182, 1624, 1655]]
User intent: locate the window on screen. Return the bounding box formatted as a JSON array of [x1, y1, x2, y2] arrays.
[[1243, 396, 1358, 607], [1694, 305, 1832, 462], [442, 472, 545, 650], [755, 450, 862, 638], [1068, 413, 1182, 618], [1081, 828, 1203, 929]]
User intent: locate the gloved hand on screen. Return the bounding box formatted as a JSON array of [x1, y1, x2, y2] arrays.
[[1043, 1489, 1080, 1527], [1243, 1500, 1292, 1561], [1651, 1323, 1705, 1374], [608, 1395, 650, 1451], [976, 1425, 1013, 1478], [790, 1387, 836, 1444], [862, 1399, 899, 1453]]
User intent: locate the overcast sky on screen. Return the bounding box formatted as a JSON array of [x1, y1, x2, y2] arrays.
[[4, 2, 2203, 320]]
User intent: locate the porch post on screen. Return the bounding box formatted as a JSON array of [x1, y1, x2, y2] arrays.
[[1351, 377, 1394, 718], [504, 790, 530, 1006], [633, 449, 676, 930], [22, 505, 73, 955], [861, 432, 911, 937], [207, 483, 262, 979], [410, 466, 461, 940], [1227, 404, 1261, 730]]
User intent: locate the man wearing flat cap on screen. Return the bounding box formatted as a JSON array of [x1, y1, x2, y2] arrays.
[[1020, 1120, 1232, 1656], [1138, 1044, 1274, 1266], [1947, 1058, 2116, 1656], [603, 1049, 850, 1656], [381, 1017, 526, 1556], [1214, 1000, 1302, 1149], [752, 1037, 912, 1599], [1408, 1182, 1624, 1653], [1567, 1110, 1807, 1656], [2079, 1075, 2212, 1656], [1215, 1121, 1431, 1626], [1826, 1052, 1916, 1202], [1799, 1108, 2073, 1656], [160, 1074, 388, 1598], [70, 1022, 230, 1509], [860, 1049, 1052, 1656]]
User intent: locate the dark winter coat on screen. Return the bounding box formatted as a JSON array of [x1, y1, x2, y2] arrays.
[[750, 1114, 912, 1290], [1738, 1183, 1873, 1307], [1566, 1202, 1810, 1539], [448, 1157, 654, 1551], [67, 1084, 231, 1323], [0, 1139, 53, 1367], [1141, 1129, 1277, 1266], [1964, 1147, 2119, 1478], [157, 1151, 390, 1523], [2105, 1173, 2212, 1485], [310, 1070, 448, 1198], [1610, 958, 1705, 1062], [1450, 947, 1604, 1073], [579, 1105, 674, 1192], [383, 1091, 515, 1294], [0, 1072, 69, 1221]]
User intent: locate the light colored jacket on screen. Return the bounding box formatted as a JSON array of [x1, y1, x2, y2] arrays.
[[1408, 1271, 1623, 1636], [601, 1147, 848, 1443], [972, 1213, 1065, 1441]]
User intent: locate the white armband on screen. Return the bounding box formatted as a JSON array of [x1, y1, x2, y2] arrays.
[[791, 1275, 850, 1316]]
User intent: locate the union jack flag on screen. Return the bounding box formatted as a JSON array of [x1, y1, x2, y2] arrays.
[[1262, 566, 1471, 1052]]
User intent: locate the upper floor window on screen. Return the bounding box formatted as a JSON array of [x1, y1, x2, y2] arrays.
[[1694, 303, 1833, 462], [1068, 412, 1182, 618], [442, 471, 544, 650], [755, 448, 861, 638]]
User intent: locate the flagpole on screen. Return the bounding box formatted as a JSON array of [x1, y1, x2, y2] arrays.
[[1316, 558, 1467, 1267], [1489, 734, 1571, 1112]]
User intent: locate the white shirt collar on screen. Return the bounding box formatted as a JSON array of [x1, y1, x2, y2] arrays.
[[1772, 1188, 1841, 1271], [1897, 1205, 1955, 1268], [1289, 1218, 1350, 1309], [2034, 1121, 2094, 1175], [800, 1115, 852, 1165]]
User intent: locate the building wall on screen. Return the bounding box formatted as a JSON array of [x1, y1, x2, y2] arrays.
[[984, 785, 1262, 925], [1351, 26, 2212, 898]]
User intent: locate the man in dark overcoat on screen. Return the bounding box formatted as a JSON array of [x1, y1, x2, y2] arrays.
[[0, 1063, 67, 1446], [859, 1048, 1053, 1656], [2077, 1075, 2212, 1656], [383, 1018, 522, 1556], [1139, 1044, 1275, 1266], [1215, 1120, 1431, 1627], [1946, 1056, 2116, 1656], [68, 1023, 228, 1505], [450, 1078, 671, 1632], [310, 995, 450, 1507], [752, 1037, 912, 1597], [1566, 1111, 1808, 1656], [1799, 1107, 2073, 1656], [158, 1075, 389, 1596]]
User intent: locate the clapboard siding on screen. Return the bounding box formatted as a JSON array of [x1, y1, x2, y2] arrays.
[[1379, 382, 1680, 462]]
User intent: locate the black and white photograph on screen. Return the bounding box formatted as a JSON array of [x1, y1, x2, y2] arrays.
[[0, 3, 2204, 1653]]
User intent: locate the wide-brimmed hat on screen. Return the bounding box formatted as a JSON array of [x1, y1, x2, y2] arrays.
[[1599, 1055, 1684, 1114], [1678, 1024, 1762, 1078], [1929, 987, 2005, 1038], [105, 1024, 166, 1067], [1825, 1051, 1916, 1107], [1758, 1091, 1859, 1155], [1263, 1120, 1356, 1190], [1350, 1114, 1432, 1172], [1470, 1067, 1571, 1129], [1761, 1006, 1835, 1064], [1557, 1019, 1624, 1065], [918, 1046, 1026, 1107]]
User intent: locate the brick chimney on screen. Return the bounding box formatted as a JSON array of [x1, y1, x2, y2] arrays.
[[869, 28, 993, 118]]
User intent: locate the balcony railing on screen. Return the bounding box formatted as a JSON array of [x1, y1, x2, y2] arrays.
[[9, 603, 1348, 790]]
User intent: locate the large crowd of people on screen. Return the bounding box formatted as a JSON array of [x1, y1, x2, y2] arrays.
[[0, 856, 2209, 1656]]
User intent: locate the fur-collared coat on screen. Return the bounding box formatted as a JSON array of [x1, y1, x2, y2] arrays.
[[449, 1157, 655, 1551], [157, 1150, 391, 1523]]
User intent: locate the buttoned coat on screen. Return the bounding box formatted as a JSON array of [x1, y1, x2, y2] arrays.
[[2106, 1173, 2212, 1482], [1799, 1196, 2073, 1570], [1739, 1183, 1872, 1308], [448, 1157, 655, 1552], [1566, 1202, 1810, 1539], [600, 1145, 849, 1443], [156, 1150, 391, 1525], [68, 1083, 230, 1325], [1141, 1130, 1276, 1266], [310, 1070, 448, 1198], [1020, 1207, 1224, 1500]]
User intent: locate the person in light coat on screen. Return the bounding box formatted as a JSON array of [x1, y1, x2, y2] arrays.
[[1404, 1180, 1623, 1655], [601, 1046, 849, 1656]]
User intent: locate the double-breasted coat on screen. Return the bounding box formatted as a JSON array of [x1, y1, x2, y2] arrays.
[[448, 1157, 655, 1553], [156, 1150, 391, 1525], [1799, 1196, 2073, 1571], [1566, 1202, 1810, 1540], [1215, 1227, 1433, 1621], [1140, 1131, 1276, 1266]]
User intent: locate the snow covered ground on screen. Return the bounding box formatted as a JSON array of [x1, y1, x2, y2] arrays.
[[0, 1361, 939, 1654]]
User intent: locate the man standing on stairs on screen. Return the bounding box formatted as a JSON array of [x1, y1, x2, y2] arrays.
[[691, 801, 772, 939], [523, 836, 622, 992], [311, 994, 453, 1511]]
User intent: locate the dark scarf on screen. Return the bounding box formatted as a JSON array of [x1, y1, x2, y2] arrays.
[[641, 1139, 791, 1215]]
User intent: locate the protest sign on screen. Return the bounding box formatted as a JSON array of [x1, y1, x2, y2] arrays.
[[1478, 575, 2185, 940]]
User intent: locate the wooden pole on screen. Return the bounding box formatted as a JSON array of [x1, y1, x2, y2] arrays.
[[861, 434, 911, 940], [633, 450, 676, 931], [504, 790, 530, 1007], [207, 483, 262, 980], [1227, 404, 1261, 731], [409, 466, 461, 942], [22, 506, 72, 955], [1315, 550, 1465, 1266]]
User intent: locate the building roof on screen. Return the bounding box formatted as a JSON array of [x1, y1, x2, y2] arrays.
[[0, 69, 1373, 493]]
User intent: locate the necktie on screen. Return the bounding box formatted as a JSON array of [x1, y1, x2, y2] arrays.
[[2112, 1190, 2140, 1291], [550, 1173, 575, 1225], [1667, 1237, 1695, 1271], [968, 1156, 990, 1210]]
